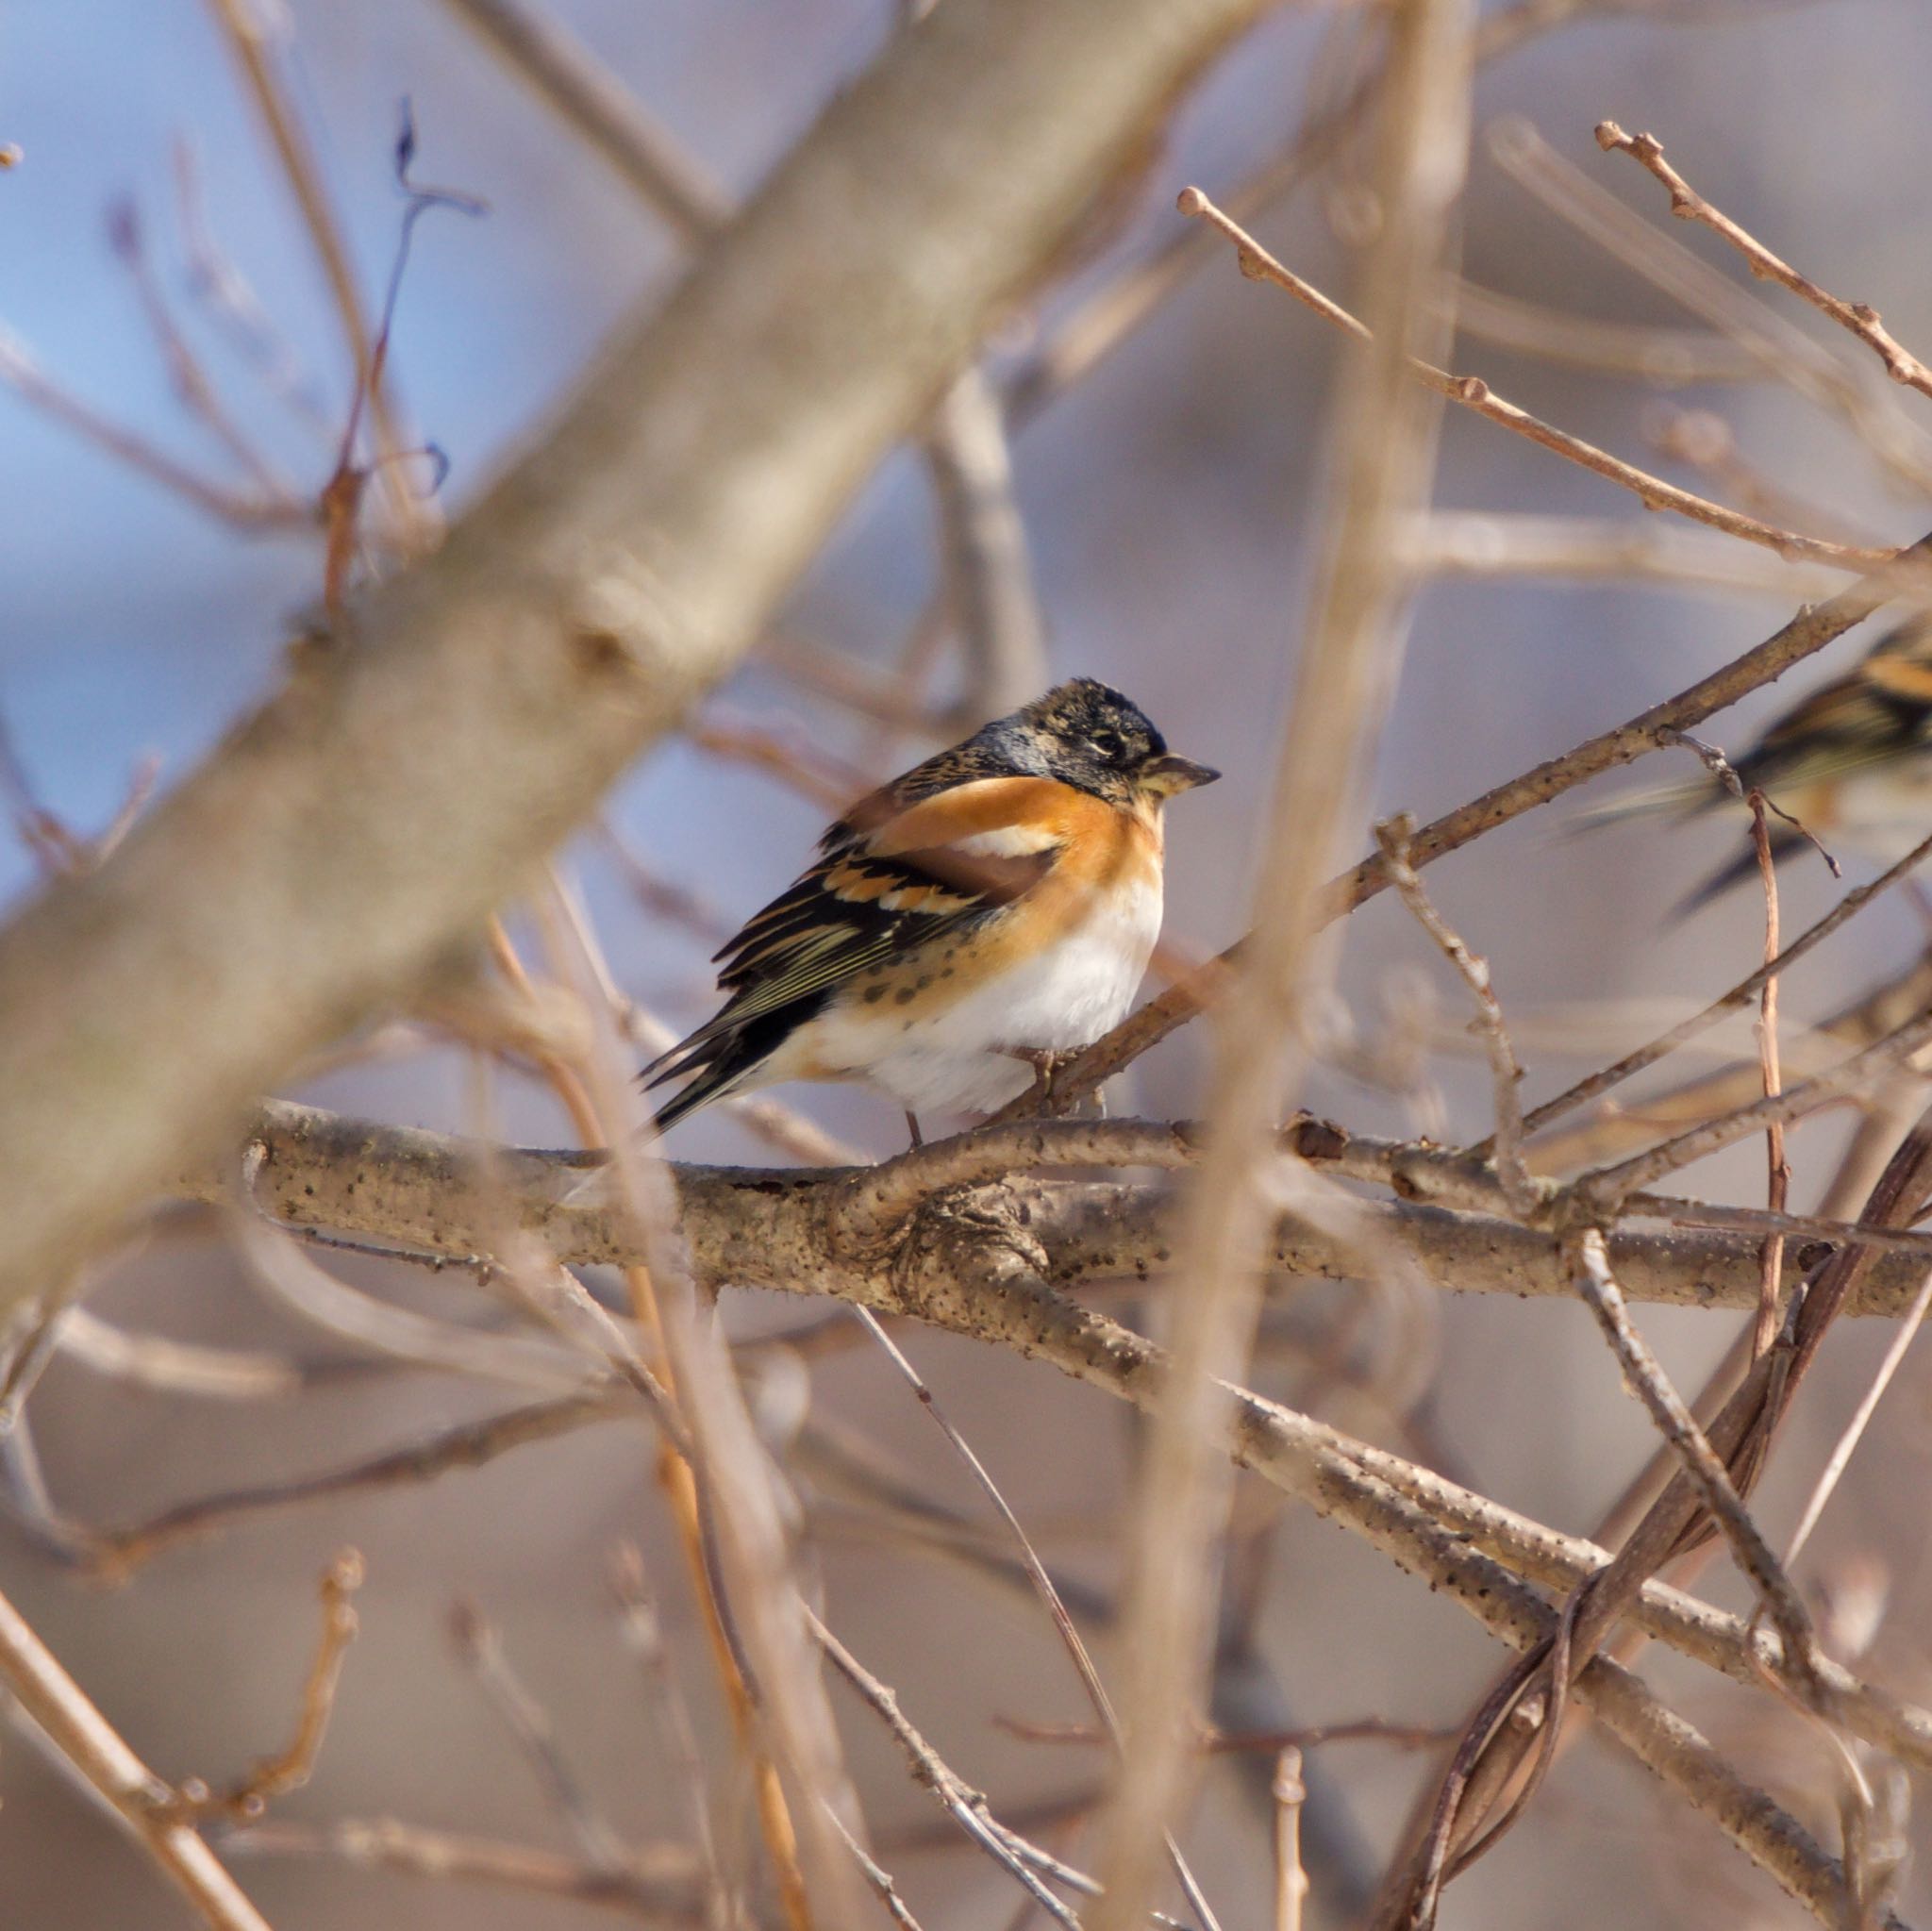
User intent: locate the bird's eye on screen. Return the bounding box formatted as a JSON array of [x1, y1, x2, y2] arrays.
[[1088, 730, 1125, 762]]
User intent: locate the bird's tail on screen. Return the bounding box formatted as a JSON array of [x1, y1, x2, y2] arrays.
[[641, 1004, 808, 1134]]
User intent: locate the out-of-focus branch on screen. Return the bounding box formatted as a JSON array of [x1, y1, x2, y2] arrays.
[[0, 1581, 275, 1931], [923, 368, 1048, 727], [437, 0, 731, 241], [1091, 8, 1474, 1921], [224, 1816, 701, 1920], [0, 0, 1281, 1315], [0, 329, 308, 530], [1001, 0, 1661, 422], [203, 0, 425, 542], [1447, 278, 1761, 383], [1408, 511, 1845, 596], [1488, 118, 1932, 497]]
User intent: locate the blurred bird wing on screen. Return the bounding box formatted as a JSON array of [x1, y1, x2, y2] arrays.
[[1579, 627, 1932, 832], [1741, 664, 1932, 791]]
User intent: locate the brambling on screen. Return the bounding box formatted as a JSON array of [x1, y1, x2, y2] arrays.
[[1583, 615, 1932, 909], [644, 678, 1218, 1134]]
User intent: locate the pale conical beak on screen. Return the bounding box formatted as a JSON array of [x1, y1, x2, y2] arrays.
[[1136, 753, 1221, 797]]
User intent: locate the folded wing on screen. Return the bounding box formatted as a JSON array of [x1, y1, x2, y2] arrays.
[[645, 774, 1068, 1127]]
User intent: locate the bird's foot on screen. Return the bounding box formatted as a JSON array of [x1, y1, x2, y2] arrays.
[[1001, 1046, 1071, 1114]]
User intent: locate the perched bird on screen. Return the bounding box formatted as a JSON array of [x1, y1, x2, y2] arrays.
[[644, 678, 1218, 1135], [1581, 615, 1932, 910]]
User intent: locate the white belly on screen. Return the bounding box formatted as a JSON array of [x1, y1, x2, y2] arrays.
[[784, 871, 1163, 1115]]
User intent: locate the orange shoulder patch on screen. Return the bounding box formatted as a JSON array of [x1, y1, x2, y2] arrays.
[[867, 776, 1078, 857]]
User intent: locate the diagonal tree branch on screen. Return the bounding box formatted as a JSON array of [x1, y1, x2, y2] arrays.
[[1022, 535, 1932, 1112], [0, 0, 1281, 1314]]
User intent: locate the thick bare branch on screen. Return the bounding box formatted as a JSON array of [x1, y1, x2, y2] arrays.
[[192, 1101, 1932, 1320], [142, 1108, 1932, 1799]]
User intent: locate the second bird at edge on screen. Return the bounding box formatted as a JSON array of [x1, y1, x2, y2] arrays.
[[1581, 614, 1932, 912]]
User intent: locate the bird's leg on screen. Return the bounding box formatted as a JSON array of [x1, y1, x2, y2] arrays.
[[904, 1109, 924, 1148], [1002, 1045, 1065, 1113]]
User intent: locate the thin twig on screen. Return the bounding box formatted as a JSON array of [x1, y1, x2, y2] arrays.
[[88, 1391, 624, 1576], [1597, 120, 1932, 403], [0, 326, 305, 528], [1488, 117, 1932, 498], [1176, 185, 1894, 569], [1513, 828, 1932, 1145], [1568, 1229, 1819, 1688], [1273, 1749, 1308, 1931], [997, 1714, 1453, 1756], [1576, 1005, 1932, 1206], [1016, 536, 1932, 1116], [807, 1608, 1087, 1930], [999, 0, 1629, 422], [851, 1307, 1220, 1928], [1375, 815, 1540, 1217], [1781, 1259, 1932, 1573], [189, 1549, 364, 1822], [449, 1600, 632, 1876], [824, 1799, 927, 1931], [107, 196, 297, 500], [173, 138, 335, 437], [1748, 791, 1790, 1358]]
